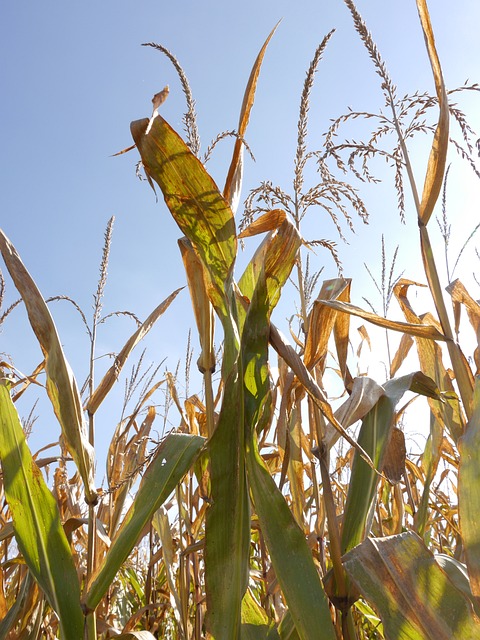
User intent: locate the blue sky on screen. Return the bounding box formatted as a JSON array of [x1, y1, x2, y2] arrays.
[[1, 1, 480, 469]]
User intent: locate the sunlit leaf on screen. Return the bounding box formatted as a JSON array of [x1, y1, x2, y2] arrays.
[[341, 372, 442, 553], [317, 298, 447, 341], [415, 0, 449, 225], [0, 381, 83, 639], [178, 237, 215, 374], [241, 588, 280, 639], [394, 279, 465, 442], [304, 278, 353, 388], [447, 279, 480, 375], [84, 433, 204, 611], [0, 229, 97, 503], [131, 116, 236, 319], [224, 21, 280, 211], [344, 531, 480, 639]]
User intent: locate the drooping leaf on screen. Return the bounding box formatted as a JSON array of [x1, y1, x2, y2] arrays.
[[343, 531, 480, 639], [317, 298, 447, 341], [394, 279, 465, 443], [447, 279, 480, 375], [304, 278, 350, 370], [269, 324, 377, 472], [0, 230, 97, 503], [84, 433, 204, 611], [0, 381, 84, 639], [323, 376, 384, 450]]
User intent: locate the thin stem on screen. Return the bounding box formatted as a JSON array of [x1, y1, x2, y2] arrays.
[[204, 368, 215, 438]]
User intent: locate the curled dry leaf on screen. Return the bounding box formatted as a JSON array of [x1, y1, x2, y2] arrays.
[[146, 85, 170, 135], [416, 0, 449, 225], [446, 278, 480, 374], [382, 426, 406, 485], [324, 376, 385, 449], [318, 298, 447, 342], [238, 208, 286, 238]]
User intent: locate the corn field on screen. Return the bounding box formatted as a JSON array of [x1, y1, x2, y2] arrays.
[[2, 0, 480, 638]]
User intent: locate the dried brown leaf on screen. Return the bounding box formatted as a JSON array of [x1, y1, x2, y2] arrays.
[[416, 0, 449, 225]]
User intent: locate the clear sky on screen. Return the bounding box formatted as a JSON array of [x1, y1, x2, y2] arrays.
[[1, 1, 480, 470]]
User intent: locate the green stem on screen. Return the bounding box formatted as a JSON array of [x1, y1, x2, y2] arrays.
[[204, 368, 215, 438]]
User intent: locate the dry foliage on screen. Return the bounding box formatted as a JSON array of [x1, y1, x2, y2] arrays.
[[1, 1, 480, 639]]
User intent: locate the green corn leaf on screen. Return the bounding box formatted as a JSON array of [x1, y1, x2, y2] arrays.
[[246, 439, 336, 640], [242, 259, 334, 639], [241, 589, 280, 640], [84, 433, 204, 611], [342, 371, 443, 554], [0, 380, 84, 640], [204, 361, 250, 640], [0, 230, 97, 504], [131, 116, 236, 320], [343, 531, 480, 639], [458, 376, 480, 599]]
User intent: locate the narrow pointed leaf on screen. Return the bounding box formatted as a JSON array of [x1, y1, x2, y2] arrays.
[[131, 116, 236, 318], [87, 287, 182, 414], [84, 433, 204, 611], [416, 0, 449, 225], [224, 21, 280, 210], [343, 531, 480, 639], [0, 230, 97, 503], [0, 381, 83, 639]]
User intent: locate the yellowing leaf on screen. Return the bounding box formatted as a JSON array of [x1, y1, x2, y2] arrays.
[[344, 531, 480, 639], [131, 116, 236, 319], [0, 230, 97, 504]]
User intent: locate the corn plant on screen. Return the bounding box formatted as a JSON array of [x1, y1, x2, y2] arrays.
[[1, 0, 480, 638]]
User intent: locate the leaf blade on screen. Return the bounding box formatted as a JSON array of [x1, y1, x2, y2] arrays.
[[0, 381, 84, 639], [84, 433, 204, 611]]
